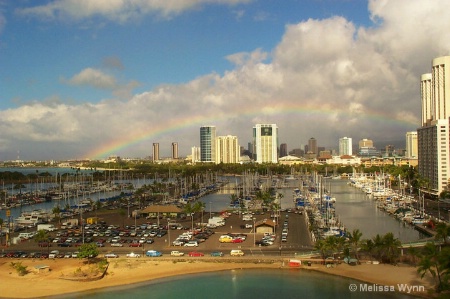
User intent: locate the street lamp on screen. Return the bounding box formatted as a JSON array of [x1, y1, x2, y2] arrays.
[[253, 218, 256, 247], [167, 218, 171, 248]]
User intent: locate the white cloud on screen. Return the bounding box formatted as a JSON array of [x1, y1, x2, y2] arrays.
[[63, 68, 117, 89], [5, 0, 450, 160], [17, 0, 253, 23]]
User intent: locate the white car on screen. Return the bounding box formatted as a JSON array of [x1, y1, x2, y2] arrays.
[[172, 240, 184, 246], [111, 242, 124, 247], [170, 251, 185, 256], [105, 253, 119, 258], [183, 241, 198, 247], [126, 252, 141, 258], [49, 250, 59, 259]]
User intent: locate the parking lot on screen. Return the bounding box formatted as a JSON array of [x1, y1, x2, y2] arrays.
[[2, 209, 314, 259]]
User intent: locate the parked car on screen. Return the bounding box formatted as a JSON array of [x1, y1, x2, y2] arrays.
[[146, 250, 162, 257], [230, 250, 244, 256], [129, 243, 142, 247], [183, 241, 198, 247], [104, 253, 119, 258], [49, 250, 59, 258], [111, 242, 123, 247], [231, 238, 244, 243], [170, 251, 184, 257], [126, 252, 141, 258], [188, 251, 204, 257], [210, 251, 224, 257], [172, 240, 185, 246]]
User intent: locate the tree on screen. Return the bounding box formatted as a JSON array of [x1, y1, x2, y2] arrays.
[[52, 206, 61, 225], [183, 202, 195, 232], [417, 243, 450, 292], [435, 223, 450, 245], [77, 243, 99, 263], [349, 229, 363, 260], [381, 232, 401, 264], [34, 229, 50, 254]]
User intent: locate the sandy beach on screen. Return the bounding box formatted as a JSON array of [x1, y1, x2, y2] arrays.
[[0, 258, 436, 299]]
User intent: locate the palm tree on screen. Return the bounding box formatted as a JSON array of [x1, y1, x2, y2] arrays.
[[417, 243, 450, 292], [435, 223, 450, 245], [381, 232, 402, 264], [34, 229, 50, 254], [194, 201, 206, 227], [349, 229, 363, 260], [183, 202, 195, 232], [52, 206, 61, 225]]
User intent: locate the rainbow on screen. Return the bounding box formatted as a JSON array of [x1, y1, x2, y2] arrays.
[[85, 102, 418, 159]]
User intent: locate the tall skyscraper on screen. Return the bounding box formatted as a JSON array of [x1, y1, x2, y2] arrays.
[[152, 143, 159, 162], [279, 143, 287, 158], [253, 124, 278, 163], [418, 56, 450, 195], [405, 132, 418, 158], [215, 135, 240, 164], [339, 137, 352, 156], [172, 142, 178, 159], [308, 137, 317, 156], [200, 126, 216, 163], [191, 146, 200, 163]]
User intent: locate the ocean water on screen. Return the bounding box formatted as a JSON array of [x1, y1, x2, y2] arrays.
[[57, 269, 417, 299]]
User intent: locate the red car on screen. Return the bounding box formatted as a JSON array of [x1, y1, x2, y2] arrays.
[[129, 243, 142, 247], [232, 238, 244, 243], [188, 251, 204, 257]]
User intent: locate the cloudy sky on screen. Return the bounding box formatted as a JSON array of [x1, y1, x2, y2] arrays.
[[0, 0, 449, 161]]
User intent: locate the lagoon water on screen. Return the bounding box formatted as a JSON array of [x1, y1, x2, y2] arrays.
[[58, 269, 415, 299]]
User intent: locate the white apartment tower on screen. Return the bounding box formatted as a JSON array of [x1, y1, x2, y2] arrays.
[[191, 146, 200, 163], [200, 126, 216, 163], [253, 124, 278, 163], [215, 135, 240, 164], [418, 56, 450, 195], [339, 137, 352, 156], [152, 143, 159, 162], [405, 132, 418, 158]]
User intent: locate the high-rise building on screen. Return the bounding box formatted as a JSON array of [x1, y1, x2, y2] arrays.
[[191, 146, 200, 163], [279, 143, 287, 158], [418, 56, 450, 195], [308, 138, 318, 156], [172, 142, 178, 159], [152, 143, 159, 162], [339, 137, 352, 156], [405, 131, 418, 158], [200, 126, 216, 163], [253, 124, 278, 163], [215, 135, 240, 164], [358, 138, 373, 148]]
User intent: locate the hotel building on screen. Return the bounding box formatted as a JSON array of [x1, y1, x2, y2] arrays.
[[405, 131, 418, 158], [418, 56, 450, 196], [215, 135, 240, 164], [253, 124, 278, 163], [339, 137, 352, 156]]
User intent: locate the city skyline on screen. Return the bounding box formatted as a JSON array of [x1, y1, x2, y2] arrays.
[[1, 1, 448, 160]]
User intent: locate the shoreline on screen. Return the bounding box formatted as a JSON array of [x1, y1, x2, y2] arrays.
[[0, 258, 436, 299]]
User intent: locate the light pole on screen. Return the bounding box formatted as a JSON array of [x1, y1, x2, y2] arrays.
[[253, 218, 256, 247], [167, 218, 171, 248]]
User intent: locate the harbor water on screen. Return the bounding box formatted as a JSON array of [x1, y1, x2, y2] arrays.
[[1, 170, 423, 243]]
